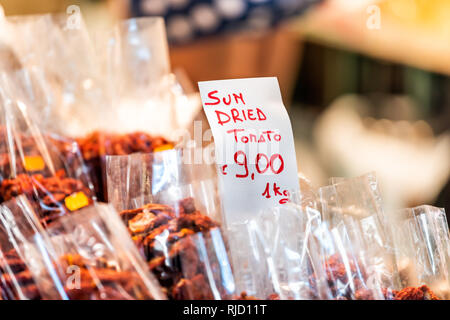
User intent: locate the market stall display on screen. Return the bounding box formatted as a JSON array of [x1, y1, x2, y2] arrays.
[[0, 72, 95, 228], [0, 8, 447, 301]]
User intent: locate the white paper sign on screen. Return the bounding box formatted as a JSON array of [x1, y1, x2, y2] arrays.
[[198, 77, 300, 223]]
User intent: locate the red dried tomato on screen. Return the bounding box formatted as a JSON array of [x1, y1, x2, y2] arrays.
[[120, 199, 221, 300], [76, 131, 170, 201], [395, 285, 440, 300]]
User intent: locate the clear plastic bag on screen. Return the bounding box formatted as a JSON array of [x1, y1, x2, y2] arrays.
[[224, 181, 321, 300], [393, 205, 449, 299], [76, 131, 171, 202], [2, 14, 196, 202], [19, 203, 166, 300], [106, 145, 234, 299], [318, 173, 400, 295], [1, 13, 103, 136], [225, 220, 282, 300], [106, 146, 219, 214], [307, 219, 395, 300], [119, 199, 235, 299], [97, 17, 201, 139], [0, 72, 95, 228], [0, 196, 45, 300], [74, 17, 196, 201], [226, 194, 395, 300]]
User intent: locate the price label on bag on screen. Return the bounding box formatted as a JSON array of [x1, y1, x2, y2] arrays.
[[198, 77, 300, 223]]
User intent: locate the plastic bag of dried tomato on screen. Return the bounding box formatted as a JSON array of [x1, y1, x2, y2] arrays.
[[2, 201, 166, 300], [224, 178, 326, 300], [105, 148, 235, 299], [318, 173, 400, 297], [78, 18, 199, 201], [118, 197, 235, 300], [393, 205, 449, 299], [2, 14, 197, 202], [0, 196, 45, 300], [229, 173, 400, 300], [0, 72, 95, 228], [73, 17, 202, 202], [225, 208, 311, 300], [226, 182, 387, 300], [306, 219, 397, 300]]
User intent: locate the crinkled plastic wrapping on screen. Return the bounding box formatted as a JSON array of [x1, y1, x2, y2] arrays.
[[227, 175, 398, 301], [0, 72, 95, 227], [0, 196, 45, 300], [318, 173, 399, 294], [1, 13, 103, 135], [394, 205, 450, 299], [22, 203, 166, 300], [224, 171, 401, 300], [76, 17, 198, 202], [98, 17, 201, 139], [225, 220, 281, 299], [223, 179, 322, 300], [106, 146, 221, 219], [227, 200, 327, 300], [105, 146, 234, 299], [39, 14, 194, 137], [76, 131, 171, 202], [2, 14, 198, 138], [2, 14, 198, 202], [307, 219, 396, 300], [118, 199, 235, 300]]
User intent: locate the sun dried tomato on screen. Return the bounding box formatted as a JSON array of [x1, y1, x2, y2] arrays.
[[120, 199, 222, 300], [0, 132, 96, 300], [55, 254, 154, 300], [0, 249, 41, 300], [394, 285, 440, 300], [76, 131, 170, 201], [308, 254, 398, 300]]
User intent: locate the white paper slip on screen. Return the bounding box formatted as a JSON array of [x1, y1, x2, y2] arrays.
[[198, 77, 300, 224]]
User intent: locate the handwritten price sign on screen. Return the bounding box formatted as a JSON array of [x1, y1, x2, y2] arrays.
[[198, 78, 300, 223]]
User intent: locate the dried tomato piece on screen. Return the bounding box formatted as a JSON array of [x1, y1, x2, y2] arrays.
[[120, 199, 221, 300], [57, 254, 154, 300], [395, 285, 440, 300], [0, 249, 41, 300], [237, 292, 260, 300], [76, 131, 170, 201], [172, 274, 212, 300], [308, 254, 396, 300]]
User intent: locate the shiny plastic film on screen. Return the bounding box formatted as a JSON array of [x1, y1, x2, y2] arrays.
[[0, 73, 95, 228], [0, 196, 45, 300], [2, 14, 194, 203], [318, 173, 400, 295], [19, 203, 166, 300], [106, 147, 235, 299], [227, 182, 399, 300], [393, 205, 450, 299], [106, 147, 220, 217], [119, 199, 235, 300]]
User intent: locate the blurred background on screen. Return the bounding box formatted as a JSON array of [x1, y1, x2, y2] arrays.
[[1, 0, 449, 216]]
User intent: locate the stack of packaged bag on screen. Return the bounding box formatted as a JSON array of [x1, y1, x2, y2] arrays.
[[0, 10, 447, 300]]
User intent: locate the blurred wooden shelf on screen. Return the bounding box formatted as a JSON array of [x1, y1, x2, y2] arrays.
[[293, 2, 450, 76]]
